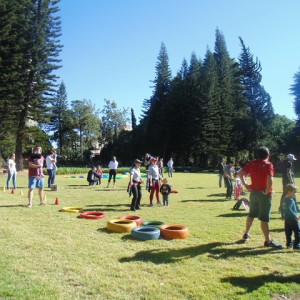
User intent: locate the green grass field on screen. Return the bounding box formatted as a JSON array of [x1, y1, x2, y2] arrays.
[[0, 172, 299, 300]]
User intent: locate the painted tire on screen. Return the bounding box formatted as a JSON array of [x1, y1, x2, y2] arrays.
[[160, 224, 188, 239], [107, 219, 137, 233], [131, 226, 160, 240], [79, 211, 106, 219], [170, 190, 178, 193], [119, 215, 143, 226], [102, 174, 109, 178], [142, 220, 165, 228], [60, 207, 83, 213]]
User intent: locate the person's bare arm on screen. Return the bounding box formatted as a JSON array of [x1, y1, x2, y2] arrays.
[[238, 169, 251, 192]]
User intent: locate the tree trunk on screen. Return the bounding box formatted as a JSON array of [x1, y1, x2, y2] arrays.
[[15, 109, 28, 171]]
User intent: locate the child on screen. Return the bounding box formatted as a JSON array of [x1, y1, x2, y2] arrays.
[[32, 153, 44, 179], [234, 172, 242, 200], [281, 183, 300, 250], [96, 165, 103, 185], [160, 178, 172, 206]]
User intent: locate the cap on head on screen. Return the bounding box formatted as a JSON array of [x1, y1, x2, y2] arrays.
[[287, 154, 297, 160], [150, 157, 157, 162], [134, 159, 142, 164]]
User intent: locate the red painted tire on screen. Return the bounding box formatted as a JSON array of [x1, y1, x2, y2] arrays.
[[170, 190, 178, 193], [119, 215, 143, 226], [160, 224, 188, 239], [79, 211, 106, 219]]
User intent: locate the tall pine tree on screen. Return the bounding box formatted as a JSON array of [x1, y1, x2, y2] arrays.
[[238, 37, 274, 155]]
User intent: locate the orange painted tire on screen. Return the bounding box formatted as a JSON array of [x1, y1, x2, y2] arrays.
[[119, 215, 143, 226], [170, 190, 178, 193], [107, 219, 137, 233], [79, 211, 106, 219], [160, 224, 188, 239]]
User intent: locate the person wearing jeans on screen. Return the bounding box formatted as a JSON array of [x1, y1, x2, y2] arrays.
[[6, 153, 17, 190], [46, 150, 57, 188]]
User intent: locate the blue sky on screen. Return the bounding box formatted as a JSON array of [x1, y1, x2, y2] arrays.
[[57, 0, 300, 121]]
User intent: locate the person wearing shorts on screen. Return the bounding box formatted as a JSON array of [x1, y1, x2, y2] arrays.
[[27, 146, 45, 208], [238, 146, 282, 249]]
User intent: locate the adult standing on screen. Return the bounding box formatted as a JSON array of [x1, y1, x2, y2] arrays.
[[6, 153, 17, 190], [148, 157, 162, 206], [218, 157, 226, 188], [46, 150, 57, 188], [28, 146, 45, 208], [279, 154, 297, 212], [129, 159, 143, 211], [107, 156, 118, 188], [167, 157, 174, 178], [144, 153, 152, 190], [224, 161, 234, 199], [238, 146, 282, 249], [158, 157, 164, 177]]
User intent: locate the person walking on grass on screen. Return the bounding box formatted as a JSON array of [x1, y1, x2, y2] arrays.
[[27, 146, 45, 208], [148, 157, 162, 206], [279, 154, 297, 212], [238, 146, 282, 249], [129, 159, 143, 211], [281, 183, 300, 250], [224, 161, 235, 199], [6, 153, 17, 190], [107, 156, 118, 188]]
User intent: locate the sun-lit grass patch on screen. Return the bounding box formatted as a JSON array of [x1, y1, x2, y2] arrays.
[[0, 171, 299, 299]]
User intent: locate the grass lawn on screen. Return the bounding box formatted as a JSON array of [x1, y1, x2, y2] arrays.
[[0, 171, 299, 300]]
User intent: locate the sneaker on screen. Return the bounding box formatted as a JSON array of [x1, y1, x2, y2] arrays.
[[130, 208, 136, 212], [242, 233, 250, 241], [149, 203, 153, 207], [287, 243, 293, 249], [40, 201, 46, 205], [27, 204, 32, 208], [157, 201, 162, 205], [264, 240, 283, 249]]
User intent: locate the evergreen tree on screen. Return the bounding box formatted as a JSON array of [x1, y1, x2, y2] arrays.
[[213, 29, 235, 154], [238, 37, 274, 155], [131, 108, 137, 129], [291, 68, 300, 125], [142, 43, 172, 154], [0, 0, 62, 169], [48, 81, 71, 155]]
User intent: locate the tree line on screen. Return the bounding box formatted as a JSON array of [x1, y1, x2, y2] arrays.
[[1, 1, 300, 168]]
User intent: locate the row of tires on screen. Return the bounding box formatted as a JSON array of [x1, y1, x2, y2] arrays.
[[107, 218, 188, 240], [59, 208, 188, 240]]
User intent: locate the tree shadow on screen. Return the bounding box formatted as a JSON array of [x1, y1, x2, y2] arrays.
[[221, 272, 300, 294], [185, 187, 205, 190], [119, 241, 280, 265], [84, 203, 130, 212], [181, 199, 227, 203]]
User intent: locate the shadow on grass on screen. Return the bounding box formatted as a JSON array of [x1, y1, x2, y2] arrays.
[[207, 193, 226, 197], [185, 187, 205, 190], [221, 272, 300, 294], [0, 204, 26, 208], [181, 199, 227, 203], [84, 203, 130, 212], [218, 212, 248, 218], [269, 228, 285, 233], [119, 241, 280, 264]]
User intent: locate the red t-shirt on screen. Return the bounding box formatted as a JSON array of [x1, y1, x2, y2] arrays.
[[242, 159, 274, 191], [28, 155, 44, 177]]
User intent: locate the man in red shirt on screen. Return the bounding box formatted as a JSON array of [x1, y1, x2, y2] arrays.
[[238, 146, 282, 249]]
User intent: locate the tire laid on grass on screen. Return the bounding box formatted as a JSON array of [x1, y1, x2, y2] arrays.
[[107, 219, 137, 233], [131, 226, 160, 240], [142, 220, 165, 228], [79, 211, 106, 219], [119, 215, 143, 226], [60, 207, 83, 213], [160, 224, 188, 239]]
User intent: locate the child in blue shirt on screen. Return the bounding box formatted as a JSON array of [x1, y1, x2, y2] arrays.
[[281, 184, 300, 250]]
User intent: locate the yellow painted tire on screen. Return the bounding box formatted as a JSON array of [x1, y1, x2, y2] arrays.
[[60, 207, 83, 213], [107, 219, 137, 233]]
